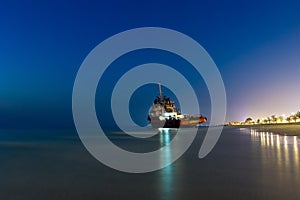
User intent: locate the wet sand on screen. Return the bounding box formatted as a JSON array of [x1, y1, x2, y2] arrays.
[[230, 123, 300, 136]]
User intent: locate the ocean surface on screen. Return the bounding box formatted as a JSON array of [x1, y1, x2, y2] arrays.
[[1, 127, 300, 200]]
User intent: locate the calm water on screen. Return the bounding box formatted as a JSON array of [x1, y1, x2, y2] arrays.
[[0, 127, 299, 200]]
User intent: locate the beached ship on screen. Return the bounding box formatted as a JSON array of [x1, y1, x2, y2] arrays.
[[147, 83, 207, 128]]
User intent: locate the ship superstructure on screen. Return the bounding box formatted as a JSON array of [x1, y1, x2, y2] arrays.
[[148, 83, 207, 128]]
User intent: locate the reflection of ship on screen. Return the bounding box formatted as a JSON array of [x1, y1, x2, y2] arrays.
[[147, 83, 207, 128]]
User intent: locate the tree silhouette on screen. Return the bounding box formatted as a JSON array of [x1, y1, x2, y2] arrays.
[[245, 117, 253, 124], [271, 115, 278, 123], [278, 116, 284, 123], [256, 119, 261, 124], [292, 115, 298, 122]]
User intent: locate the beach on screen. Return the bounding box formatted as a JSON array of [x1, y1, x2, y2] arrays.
[[230, 123, 300, 136]]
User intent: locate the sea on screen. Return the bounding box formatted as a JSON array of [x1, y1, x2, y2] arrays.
[[0, 127, 299, 200]]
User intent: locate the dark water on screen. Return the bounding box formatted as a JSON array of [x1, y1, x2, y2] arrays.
[[0, 127, 299, 200]]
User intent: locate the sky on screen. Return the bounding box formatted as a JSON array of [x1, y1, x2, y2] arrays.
[[1, 0, 300, 129]]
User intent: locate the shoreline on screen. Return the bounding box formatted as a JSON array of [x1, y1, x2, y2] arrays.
[[229, 123, 300, 136]]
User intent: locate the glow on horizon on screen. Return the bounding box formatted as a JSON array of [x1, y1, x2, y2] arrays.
[[226, 29, 300, 122]]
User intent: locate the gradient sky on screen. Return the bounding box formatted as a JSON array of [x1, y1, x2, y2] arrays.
[[1, 0, 300, 129]]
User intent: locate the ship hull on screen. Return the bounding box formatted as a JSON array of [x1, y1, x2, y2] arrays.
[[150, 117, 180, 128], [149, 116, 207, 129]]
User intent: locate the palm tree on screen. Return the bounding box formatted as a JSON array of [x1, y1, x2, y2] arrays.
[[271, 115, 278, 123], [278, 116, 284, 123], [256, 119, 261, 124], [267, 117, 272, 124], [292, 115, 298, 123]]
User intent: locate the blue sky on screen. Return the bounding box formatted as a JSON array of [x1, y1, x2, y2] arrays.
[[1, 0, 300, 129]]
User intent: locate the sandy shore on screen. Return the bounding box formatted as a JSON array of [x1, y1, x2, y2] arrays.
[[230, 123, 300, 136]]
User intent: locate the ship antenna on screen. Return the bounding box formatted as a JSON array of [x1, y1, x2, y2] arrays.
[[158, 83, 162, 99]]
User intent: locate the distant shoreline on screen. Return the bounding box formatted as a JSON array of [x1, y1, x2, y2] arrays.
[[229, 123, 300, 136]]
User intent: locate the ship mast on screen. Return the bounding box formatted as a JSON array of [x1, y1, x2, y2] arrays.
[[158, 83, 162, 99]]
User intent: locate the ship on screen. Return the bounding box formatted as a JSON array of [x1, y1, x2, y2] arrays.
[[147, 83, 207, 128]]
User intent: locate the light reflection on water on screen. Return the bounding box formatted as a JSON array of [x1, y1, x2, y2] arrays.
[[2, 129, 300, 199], [294, 136, 299, 169], [250, 129, 300, 183], [158, 128, 174, 200]]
